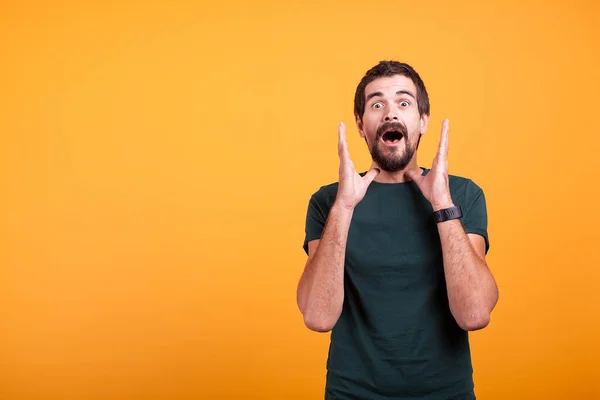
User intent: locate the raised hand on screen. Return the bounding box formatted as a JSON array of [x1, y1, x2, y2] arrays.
[[405, 119, 454, 211], [335, 122, 380, 210]]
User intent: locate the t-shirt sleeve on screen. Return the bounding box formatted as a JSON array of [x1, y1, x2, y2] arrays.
[[302, 190, 329, 255], [462, 180, 490, 254]]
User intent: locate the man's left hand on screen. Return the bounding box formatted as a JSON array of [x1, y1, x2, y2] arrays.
[[405, 119, 454, 212]]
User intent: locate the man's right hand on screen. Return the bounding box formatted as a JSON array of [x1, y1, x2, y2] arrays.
[[298, 121, 374, 332], [335, 122, 380, 210]]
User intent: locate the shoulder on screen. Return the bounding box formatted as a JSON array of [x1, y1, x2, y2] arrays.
[[309, 180, 339, 205], [304, 181, 339, 232], [446, 173, 488, 222], [447, 173, 485, 200]]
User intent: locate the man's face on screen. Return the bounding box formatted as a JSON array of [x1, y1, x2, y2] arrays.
[[356, 75, 429, 172]]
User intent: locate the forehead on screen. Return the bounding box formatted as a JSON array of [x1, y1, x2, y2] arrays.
[[364, 75, 417, 99]]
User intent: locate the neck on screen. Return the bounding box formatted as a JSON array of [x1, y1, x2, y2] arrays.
[[371, 157, 422, 183]]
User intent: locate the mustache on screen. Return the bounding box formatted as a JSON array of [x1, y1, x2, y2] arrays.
[[376, 122, 408, 140]]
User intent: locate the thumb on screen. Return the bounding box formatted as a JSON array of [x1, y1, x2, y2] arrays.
[[362, 167, 381, 184], [405, 169, 423, 186]]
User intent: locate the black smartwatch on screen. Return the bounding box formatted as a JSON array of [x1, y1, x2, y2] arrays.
[[433, 205, 463, 223]]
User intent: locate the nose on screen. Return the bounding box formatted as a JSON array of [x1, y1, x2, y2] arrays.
[[384, 109, 399, 121]]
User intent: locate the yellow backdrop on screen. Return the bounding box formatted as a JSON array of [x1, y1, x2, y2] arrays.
[[1, 1, 599, 399]]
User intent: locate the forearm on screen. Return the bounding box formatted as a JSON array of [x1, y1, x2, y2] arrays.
[[437, 218, 498, 331], [297, 203, 353, 332]]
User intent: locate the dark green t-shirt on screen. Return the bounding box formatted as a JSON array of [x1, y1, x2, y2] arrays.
[[302, 168, 489, 400]]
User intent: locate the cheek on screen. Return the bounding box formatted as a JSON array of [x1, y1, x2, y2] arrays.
[[407, 116, 422, 135], [363, 119, 378, 139]]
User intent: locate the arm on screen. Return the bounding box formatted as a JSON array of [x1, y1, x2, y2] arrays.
[[297, 122, 379, 332], [297, 204, 353, 332], [406, 119, 499, 331], [436, 217, 498, 331]]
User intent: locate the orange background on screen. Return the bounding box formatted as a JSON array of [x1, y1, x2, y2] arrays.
[[1, 1, 599, 399]]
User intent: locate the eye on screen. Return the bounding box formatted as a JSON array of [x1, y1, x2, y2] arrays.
[[400, 100, 410, 107], [372, 102, 383, 109]]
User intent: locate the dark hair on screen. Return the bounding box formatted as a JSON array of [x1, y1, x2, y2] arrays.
[[354, 60, 430, 120]]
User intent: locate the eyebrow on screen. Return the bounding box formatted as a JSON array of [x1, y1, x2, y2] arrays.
[[366, 90, 416, 102]]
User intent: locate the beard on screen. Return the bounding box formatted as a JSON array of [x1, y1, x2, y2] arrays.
[[369, 121, 420, 172]]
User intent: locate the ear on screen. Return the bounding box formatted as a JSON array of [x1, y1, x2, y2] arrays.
[[419, 113, 430, 135], [355, 114, 366, 138]]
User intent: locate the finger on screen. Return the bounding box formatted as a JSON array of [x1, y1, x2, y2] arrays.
[[338, 121, 349, 160], [437, 119, 449, 160], [405, 169, 424, 187], [362, 167, 381, 184]]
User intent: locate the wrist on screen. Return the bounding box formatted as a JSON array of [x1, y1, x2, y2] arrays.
[[433, 204, 463, 224], [332, 200, 355, 214], [432, 201, 455, 212]]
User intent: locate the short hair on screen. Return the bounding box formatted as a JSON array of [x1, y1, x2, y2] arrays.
[[354, 60, 430, 120]]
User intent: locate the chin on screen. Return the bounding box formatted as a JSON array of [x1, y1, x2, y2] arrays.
[[373, 151, 413, 173]]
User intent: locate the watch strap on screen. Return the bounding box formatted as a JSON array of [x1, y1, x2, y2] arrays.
[[433, 205, 463, 223]]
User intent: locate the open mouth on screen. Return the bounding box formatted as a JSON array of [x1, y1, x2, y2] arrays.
[[381, 130, 403, 145]]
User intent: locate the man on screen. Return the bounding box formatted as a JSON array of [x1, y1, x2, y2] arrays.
[[296, 61, 499, 400]]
